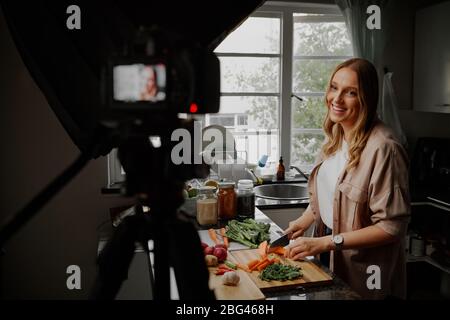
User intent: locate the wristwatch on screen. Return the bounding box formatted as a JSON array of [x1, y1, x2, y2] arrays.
[[332, 234, 344, 250]]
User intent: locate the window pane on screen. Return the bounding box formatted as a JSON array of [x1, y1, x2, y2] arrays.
[[292, 96, 327, 129], [293, 19, 352, 56], [209, 115, 235, 127], [207, 96, 279, 164], [293, 59, 344, 93], [220, 57, 279, 93], [218, 96, 279, 129], [291, 132, 325, 169], [215, 17, 280, 54]]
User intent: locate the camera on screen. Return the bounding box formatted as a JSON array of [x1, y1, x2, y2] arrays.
[[100, 28, 221, 135]]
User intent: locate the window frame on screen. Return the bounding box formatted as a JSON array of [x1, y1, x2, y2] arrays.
[[237, 2, 350, 169]]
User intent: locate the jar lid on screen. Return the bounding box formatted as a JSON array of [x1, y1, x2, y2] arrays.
[[218, 181, 235, 188], [198, 186, 216, 193], [238, 179, 254, 189]]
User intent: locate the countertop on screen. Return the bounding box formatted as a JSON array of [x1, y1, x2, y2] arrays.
[[194, 208, 360, 300], [99, 205, 359, 300]]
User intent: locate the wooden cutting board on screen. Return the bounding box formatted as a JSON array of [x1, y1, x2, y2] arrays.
[[208, 254, 265, 300], [230, 249, 333, 292]]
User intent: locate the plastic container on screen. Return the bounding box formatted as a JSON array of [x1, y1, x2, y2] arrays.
[[217, 182, 237, 221], [236, 179, 255, 220], [410, 235, 425, 256], [196, 186, 218, 226]]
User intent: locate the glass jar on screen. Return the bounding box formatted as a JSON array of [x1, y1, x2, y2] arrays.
[[236, 179, 255, 220], [196, 186, 218, 226], [217, 182, 237, 221]]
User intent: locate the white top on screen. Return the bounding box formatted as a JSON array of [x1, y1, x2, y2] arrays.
[[316, 141, 349, 230]]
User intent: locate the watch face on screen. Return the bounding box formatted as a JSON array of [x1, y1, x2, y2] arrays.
[[334, 235, 343, 245]]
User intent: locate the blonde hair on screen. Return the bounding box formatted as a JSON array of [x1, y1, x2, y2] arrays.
[[322, 58, 379, 170]]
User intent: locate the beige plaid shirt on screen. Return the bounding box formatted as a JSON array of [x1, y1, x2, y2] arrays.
[[308, 119, 410, 299]]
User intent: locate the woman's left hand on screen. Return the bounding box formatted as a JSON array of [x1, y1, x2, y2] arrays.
[[285, 236, 331, 260]]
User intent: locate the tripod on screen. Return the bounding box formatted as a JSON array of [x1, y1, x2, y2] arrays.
[[90, 135, 215, 300]]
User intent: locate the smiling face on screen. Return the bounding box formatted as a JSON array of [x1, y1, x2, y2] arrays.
[[326, 67, 360, 131]]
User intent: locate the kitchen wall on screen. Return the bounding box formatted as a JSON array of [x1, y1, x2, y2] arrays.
[[382, 0, 450, 156], [0, 9, 130, 299]]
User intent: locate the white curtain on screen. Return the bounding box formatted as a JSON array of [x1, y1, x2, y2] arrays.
[[381, 72, 407, 146], [336, 0, 407, 147], [336, 0, 388, 69]]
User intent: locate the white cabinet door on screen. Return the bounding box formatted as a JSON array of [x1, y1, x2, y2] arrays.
[[413, 1, 450, 113]]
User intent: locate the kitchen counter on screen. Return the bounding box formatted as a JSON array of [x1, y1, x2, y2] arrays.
[[195, 207, 360, 300], [99, 204, 359, 300]]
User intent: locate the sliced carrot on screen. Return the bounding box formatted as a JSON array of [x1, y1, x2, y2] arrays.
[[247, 259, 260, 270], [250, 257, 269, 271], [208, 228, 219, 245], [256, 260, 271, 271], [257, 259, 277, 271], [220, 228, 229, 248], [236, 263, 251, 273], [258, 240, 268, 258], [270, 246, 286, 256]]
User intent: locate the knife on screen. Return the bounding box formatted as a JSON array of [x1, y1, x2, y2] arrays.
[[268, 233, 290, 252]]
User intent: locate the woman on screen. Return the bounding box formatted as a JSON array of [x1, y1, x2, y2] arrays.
[[285, 58, 410, 299]]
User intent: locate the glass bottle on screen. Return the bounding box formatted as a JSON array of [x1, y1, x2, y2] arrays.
[[236, 179, 255, 220], [217, 182, 237, 221], [276, 156, 285, 181], [196, 186, 218, 226]]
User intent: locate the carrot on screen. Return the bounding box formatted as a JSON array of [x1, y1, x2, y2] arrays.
[[208, 228, 219, 245], [258, 240, 268, 258], [220, 228, 229, 248], [257, 258, 277, 271], [236, 263, 251, 273], [256, 260, 271, 271], [247, 259, 260, 270], [250, 257, 269, 271], [270, 246, 286, 256]]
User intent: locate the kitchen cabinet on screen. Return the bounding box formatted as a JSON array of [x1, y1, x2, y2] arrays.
[[413, 1, 450, 113], [406, 201, 450, 299]]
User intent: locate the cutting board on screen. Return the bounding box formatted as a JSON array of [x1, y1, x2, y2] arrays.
[[230, 249, 333, 292], [208, 254, 265, 300]]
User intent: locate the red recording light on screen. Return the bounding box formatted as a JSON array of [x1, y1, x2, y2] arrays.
[[190, 103, 198, 113]]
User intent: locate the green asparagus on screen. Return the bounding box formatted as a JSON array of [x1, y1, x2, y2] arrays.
[[225, 219, 271, 248]]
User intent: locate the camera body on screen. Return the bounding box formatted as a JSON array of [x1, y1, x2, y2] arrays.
[[101, 29, 220, 135]]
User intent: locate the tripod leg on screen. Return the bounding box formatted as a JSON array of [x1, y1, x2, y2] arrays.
[[152, 223, 171, 300], [90, 214, 143, 300], [168, 218, 216, 300]]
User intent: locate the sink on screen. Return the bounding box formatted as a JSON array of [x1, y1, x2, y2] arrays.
[[254, 184, 309, 201]]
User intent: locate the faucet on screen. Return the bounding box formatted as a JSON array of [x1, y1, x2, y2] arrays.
[[290, 165, 309, 181], [245, 167, 263, 185]]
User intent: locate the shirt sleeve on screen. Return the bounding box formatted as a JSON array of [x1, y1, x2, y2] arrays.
[[368, 142, 411, 237]]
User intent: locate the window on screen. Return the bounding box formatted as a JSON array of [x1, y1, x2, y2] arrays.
[[209, 114, 235, 127], [213, 2, 353, 171], [107, 2, 353, 185], [291, 11, 353, 169], [211, 13, 281, 166]]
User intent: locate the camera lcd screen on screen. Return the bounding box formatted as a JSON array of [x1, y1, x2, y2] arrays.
[[113, 64, 166, 103]]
